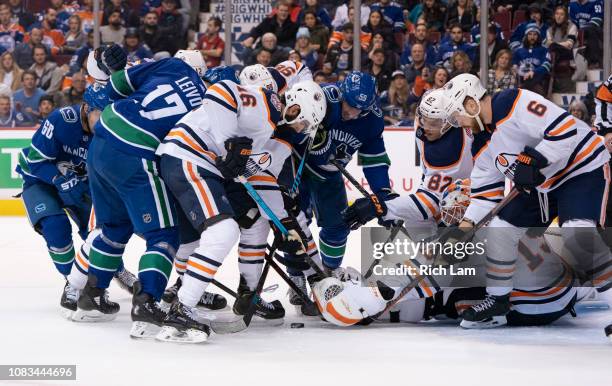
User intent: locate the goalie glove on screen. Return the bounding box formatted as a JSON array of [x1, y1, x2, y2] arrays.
[[215, 136, 253, 179], [513, 146, 549, 194], [271, 216, 309, 255]]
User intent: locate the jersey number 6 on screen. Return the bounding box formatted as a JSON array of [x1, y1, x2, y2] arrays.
[[527, 101, 547, 117]]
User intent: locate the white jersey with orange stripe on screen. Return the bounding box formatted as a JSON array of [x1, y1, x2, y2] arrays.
[[464, 88, 610, 223], [382, 126, 476, 233], [269, 60, 313, 94], [156, 80, 292, 220]]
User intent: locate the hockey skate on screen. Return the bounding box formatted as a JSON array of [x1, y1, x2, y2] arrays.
[[162, 277, 227, 310], [287, 274, 308, 306], [113, 267, 137, 294], [73, 276, 120, 322], [156, 301, 211, 343], [233, 276, 284, 325], [60, 281, 80, 319], [130, 282, 168, 339], [460, 294, 510, 329]]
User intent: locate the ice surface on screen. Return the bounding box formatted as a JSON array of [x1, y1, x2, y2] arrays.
[[1, 217, 611, 386]]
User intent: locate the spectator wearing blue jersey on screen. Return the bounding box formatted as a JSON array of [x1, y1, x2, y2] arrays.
[[400, 22, 438, 67], [509, 3, 548, 51], [49, 0, 72, 33], [437, 23, 475, 70], [370, 0, 405, 32], [569, 0, 604, 67], [513, 25, 551, 96], [13, 70, 45, 126], [297, 0, 332, 29], [445, 0, 476, 32]]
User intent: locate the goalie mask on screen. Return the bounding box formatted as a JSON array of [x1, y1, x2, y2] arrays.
[[440, 179, 471, 226], [312, 277, 387, 326]]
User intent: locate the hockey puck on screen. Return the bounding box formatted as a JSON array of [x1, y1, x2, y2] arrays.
[[605, 324, 612, 340], [291, 322, 305, 329]]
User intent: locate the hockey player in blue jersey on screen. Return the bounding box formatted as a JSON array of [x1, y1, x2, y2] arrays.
[[15, 103, 94, 316], [80, 49, 209, 336], [286, 71, 393, 296]]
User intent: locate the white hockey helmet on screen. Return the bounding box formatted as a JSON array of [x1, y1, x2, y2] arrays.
[[440, 178, 471, 226], [312, 278, 366, 326], [281, 80, 326, 135], [441, 73, 487, 125], [239, 64, 276, 92], [174, 50, 207, 77], [86, 50, 109, 83], [417, 88, 456, 136]]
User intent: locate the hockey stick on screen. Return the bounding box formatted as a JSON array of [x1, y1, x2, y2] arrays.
[[289, 129, 317, 196], [211, 279, 237, 299], [329, 158, 410, 278], [369, 188, 520, 320]]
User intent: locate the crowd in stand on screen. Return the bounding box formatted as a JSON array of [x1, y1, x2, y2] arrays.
[[0, 0, 605, 127]]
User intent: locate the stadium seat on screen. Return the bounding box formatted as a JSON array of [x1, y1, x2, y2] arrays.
[[512, 10, 526, 30], [493, 10, 511, 32]]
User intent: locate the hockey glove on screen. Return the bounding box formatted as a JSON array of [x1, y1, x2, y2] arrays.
[[271, 216, 309, 255], [513, 146, 549, 194], [95, 44, 127, 75], [215, 136, 253, 180], [375, 188, 402, 229], [342, 194, 387, 230], [53, 172, 90, 208]]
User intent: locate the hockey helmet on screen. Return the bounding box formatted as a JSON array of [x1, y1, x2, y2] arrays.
[[441, 73, 487, 125], [239, 64, 276, 92], [281, 80, 327, 135], [203, 65, 239, 85], [340, 71, 377, 111], [174, 50, 207, 77]]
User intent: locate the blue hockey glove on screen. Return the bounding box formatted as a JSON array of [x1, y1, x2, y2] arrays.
[[53, 172, 90, 208], [84, 83, 110, 111]]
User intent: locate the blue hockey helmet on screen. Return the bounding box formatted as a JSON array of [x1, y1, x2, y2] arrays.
[[340, 71, 377, 111], [203, 65, 239, 85]]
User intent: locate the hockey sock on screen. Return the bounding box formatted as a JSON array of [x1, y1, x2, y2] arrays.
[[89, 233, 126, 289], [238, 242, 265, 291], [39, 215, 74, 275], [179, 219, 239, 307], [138, 228, 179, 301], [485, 217, 523, 296], [175, 240, 198, 277], [319, 226, 349, 269]]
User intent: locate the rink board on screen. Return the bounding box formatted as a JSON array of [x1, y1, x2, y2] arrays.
[[0, 126, 422, 215]]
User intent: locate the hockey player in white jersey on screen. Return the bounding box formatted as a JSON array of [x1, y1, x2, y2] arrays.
[[154, 80, 326, 342], [239, 59, 313, 94], [420, 73, 612, 328], [343, 89, 490, 242]]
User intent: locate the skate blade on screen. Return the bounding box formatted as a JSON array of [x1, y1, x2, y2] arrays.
[[460, 316, 507, 329], [210, 318, 247, 334], [130, 321, 161, 339], [155, 326, 209, 343], [72, 308, 117, 323], [61, 308, 75, 320]]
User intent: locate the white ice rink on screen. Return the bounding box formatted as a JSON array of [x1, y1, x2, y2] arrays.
[[1, 216, 611, 386]]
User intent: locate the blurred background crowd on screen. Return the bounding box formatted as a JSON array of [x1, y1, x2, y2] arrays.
[[0, 0, 606, 127]]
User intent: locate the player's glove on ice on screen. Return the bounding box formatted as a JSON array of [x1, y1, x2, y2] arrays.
[[342, 194, 387, 230], [513, 146, 549, 194], [215, 136, 253, 179], [271, 216, 309, 255], [53, 172, 90, 208]]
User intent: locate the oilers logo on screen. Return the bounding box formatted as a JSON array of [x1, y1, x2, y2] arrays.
[[494, 152, 518, 179]]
